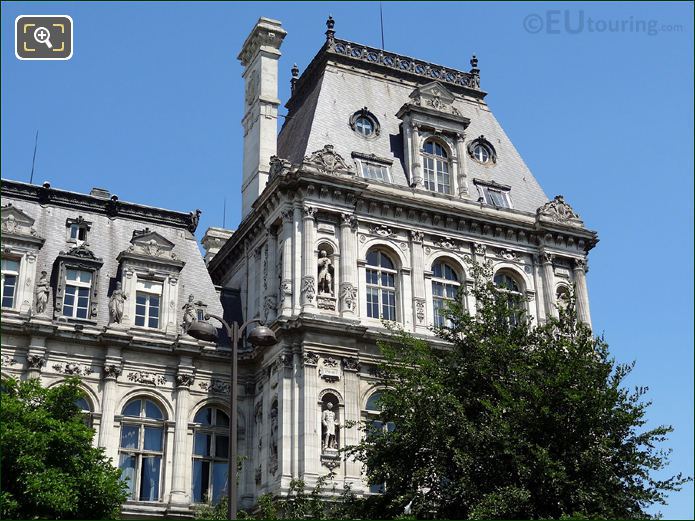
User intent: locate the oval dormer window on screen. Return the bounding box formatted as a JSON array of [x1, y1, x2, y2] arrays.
[[349, 108, 380, 138], [468, 136, 497, 165]]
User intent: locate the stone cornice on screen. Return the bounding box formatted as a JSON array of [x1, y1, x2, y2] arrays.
[[1, 179, 201, 232]]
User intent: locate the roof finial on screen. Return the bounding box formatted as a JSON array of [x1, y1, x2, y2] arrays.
[[325, 15, 335, 44], [469, 54, 480, 89], [291, 63, 300, 93]]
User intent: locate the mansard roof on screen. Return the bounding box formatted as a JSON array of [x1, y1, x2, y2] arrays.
[[278, 22, 549, 215]]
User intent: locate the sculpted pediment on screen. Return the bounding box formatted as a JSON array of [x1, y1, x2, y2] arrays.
[[1, 203, 38, 237], [127, 228, 177, 258], [409, 81, 460, 115], [536, 195, 584, 227]]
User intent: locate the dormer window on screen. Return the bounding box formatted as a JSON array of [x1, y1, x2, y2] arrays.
[[473, 143, 490, 163], [1, 258, 20, 309], [63, 269, 93, 319], [352, 152, 393, 184], [468, 136, 497, 165], [135, 280, 162, 329], [66, 217, 92, 246], [475, 180, 512, 209], [349, 108, 380, 138], [422, 140, 451, 194]]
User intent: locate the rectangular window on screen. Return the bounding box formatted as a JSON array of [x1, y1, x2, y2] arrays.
[[1, 258, 20, 309], [482, 186, 511, 208], [69, 224, 88, 242], [135, 280, 162, 329], [360, 162, 389, 182], [63, 269, 92, 319], [423, 157, 436, 191]]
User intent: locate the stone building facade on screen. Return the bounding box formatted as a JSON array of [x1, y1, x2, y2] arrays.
[[0, 180, 240, 518], [204, 15, 599, 505]]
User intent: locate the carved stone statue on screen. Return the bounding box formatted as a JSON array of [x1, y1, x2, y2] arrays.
[[270, 406, 278, 458], [322, 402, 338, 450], [108, 281, 127, 324], [181, 294, 197, 333], [317, 250, 334, 296], [35, 271, 50, 315]]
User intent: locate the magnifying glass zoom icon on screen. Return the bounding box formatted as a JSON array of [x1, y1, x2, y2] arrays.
[[33, 26, 53, 49]]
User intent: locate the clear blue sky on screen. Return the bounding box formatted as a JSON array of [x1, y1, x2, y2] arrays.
[[2, 1, 693, 517]]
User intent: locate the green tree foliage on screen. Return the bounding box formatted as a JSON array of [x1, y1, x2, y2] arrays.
[[0, 376, 128, 519], [345, 262, 691, 519]]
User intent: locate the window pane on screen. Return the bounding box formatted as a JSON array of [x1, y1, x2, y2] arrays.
[[195, 407, 213, 425], [139, 456, 161, 501], [366, 250, 378, 266], [366, 392, 382, 411], [194, 433, 212, 456], [123, 400, 142, 417], [192, 459, 208, 503], [212, 462, 228, 504], [215, 410, 229, 427], [2, 259, 20, 272], [379, 253, 394, 270], [66, 269, 79, 281], [145, 400, 163, 420], [119, 454, 137, 499], [215, 435, 229, 459], [75, 397, 90, 412], [120, 424, 140, 449], [144, 427, 163, 452], [148, 315, 159, 329]]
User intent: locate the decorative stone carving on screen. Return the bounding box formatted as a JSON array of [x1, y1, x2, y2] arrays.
[[108, 281, 127, 325], [303, 351, 319, 366], [497, 248, 517, 261], [187, 209, 201, 234], [2, 354, 18, 366], [103, 364, 122, 380], [269, 401, 279, 475], [409, 81, 461, 115], [52, 362, 93, 375], [303, 205, 316, 219], [26, 354, 45, 369], [268, 155, 291, 179], [414, 298, 426, 323], [280, 280, 292, 303], [255, 466, 262, 485], [322, 402, 338, 450], [435, 237, 459, 250], [263, 295, 277, 319], [317, 296, 336, 311], [340, 213, 358, 229], [410, 230, 424, 243], [573, 258, 587, 271], [301, 276, 315, 304], [127, 371, 166, 386], [35, 270, 50, 315], [317, 250, 334, 296], [1, 203, 40, 237], [175, 374, 194, 387], [199, 379, 231, 395], [474, 243, 487, 255], [342, 357, 360, 372], [339, 282, 357, 312], [303, 144, 353, 175], [319, 357, 341, 382], [181, 294, 198, 334], [370, 224, 396, 238], [537, 195, 583, 226]]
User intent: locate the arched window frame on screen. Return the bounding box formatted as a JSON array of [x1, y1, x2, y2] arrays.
[[118, 397, 167, 502], [365, 248, 398, 322], [191, 405, 230, 505], [493, 269, 526, 326], [362, 390, 395, 493], [421, 138, 452, 194], [430, 259, 462, 328]]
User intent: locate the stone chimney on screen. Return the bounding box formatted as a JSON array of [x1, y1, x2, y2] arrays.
[[237, 18, 286, 218], [201, 227, 234, 266]]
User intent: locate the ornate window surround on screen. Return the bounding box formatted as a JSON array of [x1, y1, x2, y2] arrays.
[[53, 244, 103, 322], [349, 107, 381, 138], [65, 216, 93, 246], [116, 228, 184, 335], [1, 203, 45, 314], [467, 135, 497, 165]]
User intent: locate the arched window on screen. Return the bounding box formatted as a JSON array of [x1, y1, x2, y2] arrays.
[[119, 398, 166, 501], [363, 391, 395, 493], [493, 271, 524, 326], [75, 396, 93, 427], [432, 260, 460, 327], [422, 140, 451, 194], [192, 406, 229, 504], [366, 249, 397, 321]]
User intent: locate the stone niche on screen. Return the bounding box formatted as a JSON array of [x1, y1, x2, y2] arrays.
[[316, 241, 336, 311]]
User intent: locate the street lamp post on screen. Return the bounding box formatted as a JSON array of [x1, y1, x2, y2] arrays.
[[188, 314, 277, 520]]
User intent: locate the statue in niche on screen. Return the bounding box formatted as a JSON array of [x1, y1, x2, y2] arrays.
[[108, 281, 127, 324], [181, 294, 197, 333], [317, 250, 334, 296], [321, 401, 338, 450], [35, 271, 50, 315]]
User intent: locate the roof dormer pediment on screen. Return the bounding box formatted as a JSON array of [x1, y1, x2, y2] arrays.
[[1, 203, 37, 235], [409, 81, 457, 110], [129, 228, 176, 256]]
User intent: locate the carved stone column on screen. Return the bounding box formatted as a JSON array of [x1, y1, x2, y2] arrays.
[[410, 231, 427, 328], [573, 259, 592, 329], [410, 124, 423, 188], [248, 245, 259, 319], [301, 351, 320, 478], [293, 204, 303, 314], [455, 133, 469, 197], [338, 214, 358, 318], [280, 209, 294, 317], [342, 357, 362, 484], [99, 350, 123, 462], [540, 251, 557, 320], [169, 360, 195, 506], [301, 206, 317, 312], [264, 228, 278, 323], [25, 339, 46, 380]]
